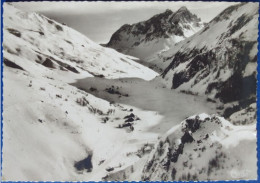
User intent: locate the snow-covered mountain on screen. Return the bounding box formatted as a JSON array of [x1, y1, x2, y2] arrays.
[[141, 114, 257, 181], [2, 3, 158, 181], [2, 2, 257, 182], [102, 113, 257, 181], [158, 2, 258, 117], [106, 7, 204, 72], [3, 3, 157, 81], [99, 3, 258, 181]]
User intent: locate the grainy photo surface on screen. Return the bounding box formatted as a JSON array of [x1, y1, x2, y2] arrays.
[[1, 1, 258, 181]]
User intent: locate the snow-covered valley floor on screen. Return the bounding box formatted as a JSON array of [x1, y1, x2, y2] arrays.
[[72, 77, 257, 181], [3, 66, 218, 181], [73, 77, 217, 134], [3, 62, 257, 181], [3, 67, 161, 181]]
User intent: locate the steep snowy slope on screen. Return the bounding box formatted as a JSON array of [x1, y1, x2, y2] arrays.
[[106, 7, 204, 72], [141, 114, 257, 181], [101, 114, 257, 181], [2, 65, 162, 181], [154, 2, 259, 124], [2, 3, 159, 181], [3, 3, 157, 81], [159, 2, 258, 106]]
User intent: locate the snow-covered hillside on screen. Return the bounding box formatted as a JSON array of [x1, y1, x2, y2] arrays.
[[3, 3, 157, 81], [154, 2, 258, 123], [159, 3, 258, 102], [100, 114, 257, 181], [2, 3, 159, 181], [3, 65, 165, 181], [106, 7, 204, 72], [72, 77, 256, 181], [141, 114, 257, 181], [2, 2, 257, 182]]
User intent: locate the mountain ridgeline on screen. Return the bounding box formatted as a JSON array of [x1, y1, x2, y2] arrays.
[[106, 6, 204, 64], [107, 7, 202, 45], [159, 3, 258, 108]]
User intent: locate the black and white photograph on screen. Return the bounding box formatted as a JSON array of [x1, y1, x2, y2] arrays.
[[1, 1, 259, 181]]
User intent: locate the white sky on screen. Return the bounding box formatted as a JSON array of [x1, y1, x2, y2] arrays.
[[12, 1, 239, 44]]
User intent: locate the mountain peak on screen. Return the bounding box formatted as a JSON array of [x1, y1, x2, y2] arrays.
[[177, 6, 189, 12], [106, 5, 204, 57], [165, 9, 173, 13]]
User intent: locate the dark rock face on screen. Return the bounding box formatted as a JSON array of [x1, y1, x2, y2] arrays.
[[106, 6, 202, 48], [4, 57, 25, 71], [171, 168, 177, 180], [74, 154, 93, 172], [170, 143, 184, 163], [41, 57, 79, 74], [7, 28, 21, 37], [163, 40, 256, 104], [181, 132, 194, 144], [184, 117, 202, 133], [55, 60, 79, 73], [170, 52, 211, 89], [223, 96, 256, 118], [161, 3, 257, 109], [216, 73, 256, 103], [42, 58, 56, 68]]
